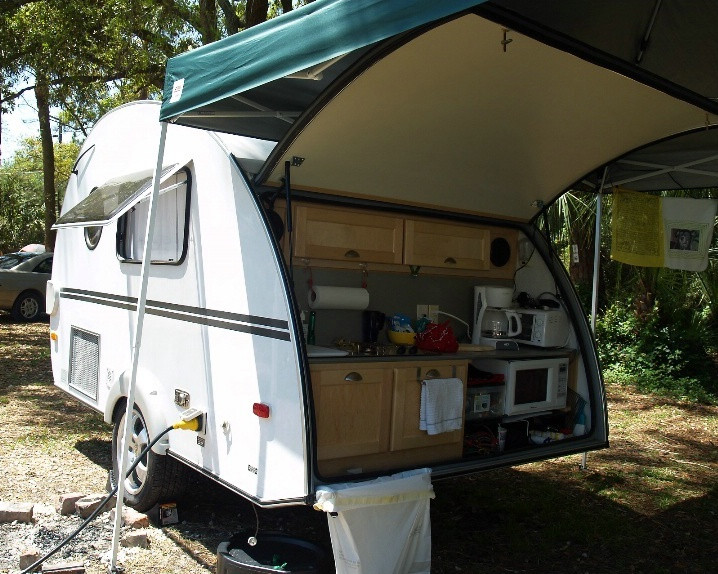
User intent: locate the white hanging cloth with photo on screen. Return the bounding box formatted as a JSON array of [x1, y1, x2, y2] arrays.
[[662, 197, 717, 272]]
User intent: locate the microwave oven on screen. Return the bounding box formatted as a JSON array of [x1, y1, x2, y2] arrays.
[[516, 308, 568, 347], [477, 357, 569, 416]]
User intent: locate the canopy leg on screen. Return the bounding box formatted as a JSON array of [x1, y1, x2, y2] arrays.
[[109, 121, 169, 572]]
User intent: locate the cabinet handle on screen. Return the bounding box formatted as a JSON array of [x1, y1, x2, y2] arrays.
[[344, 249, 360, 258], [444, 257, 457, 265], [424, 369, 441, 379], [344, 372, 363, 382]]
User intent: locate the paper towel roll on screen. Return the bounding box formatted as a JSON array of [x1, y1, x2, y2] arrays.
[[308, 286, 370, 310]]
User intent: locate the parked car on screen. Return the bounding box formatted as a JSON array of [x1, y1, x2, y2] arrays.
[[0, 251, 53, 321]]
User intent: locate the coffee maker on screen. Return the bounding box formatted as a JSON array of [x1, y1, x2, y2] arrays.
[[471, 285, 520, 346]]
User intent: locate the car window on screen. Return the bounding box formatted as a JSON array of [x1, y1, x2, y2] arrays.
[[34, 257, 53, 274], [0, 252, 35, 269]]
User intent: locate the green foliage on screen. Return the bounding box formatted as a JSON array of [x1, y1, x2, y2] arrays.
[[596, 298, 718, 404], [0, 137, 78, 253]]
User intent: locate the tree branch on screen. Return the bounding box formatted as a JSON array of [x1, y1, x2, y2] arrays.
[[217, 0, 242, 35]]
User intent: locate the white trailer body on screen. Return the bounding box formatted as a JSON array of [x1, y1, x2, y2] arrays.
[[50, 101, 312, 506]]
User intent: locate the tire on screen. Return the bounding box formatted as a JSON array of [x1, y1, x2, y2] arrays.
[[111, 402, 188, 512], [11, 290, 44, 322]]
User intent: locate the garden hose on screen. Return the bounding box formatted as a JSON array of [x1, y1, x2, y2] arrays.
[[21, 414, 201, 574]]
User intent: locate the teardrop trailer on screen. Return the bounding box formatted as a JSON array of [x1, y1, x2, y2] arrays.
[[47, 0, 718, 570]]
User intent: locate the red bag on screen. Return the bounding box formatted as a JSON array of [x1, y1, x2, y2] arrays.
[[415, 321, 459, 353]]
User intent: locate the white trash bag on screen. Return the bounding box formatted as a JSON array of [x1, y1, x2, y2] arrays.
[[314, 468, 435, 574]]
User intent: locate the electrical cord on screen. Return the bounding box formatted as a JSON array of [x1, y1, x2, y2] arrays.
[[21, 416, 199, 574]]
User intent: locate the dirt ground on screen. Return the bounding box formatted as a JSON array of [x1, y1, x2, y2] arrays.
[[1, 317, 716, 573]]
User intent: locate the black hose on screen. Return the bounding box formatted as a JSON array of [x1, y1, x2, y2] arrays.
[[21, 425, 175, 574]]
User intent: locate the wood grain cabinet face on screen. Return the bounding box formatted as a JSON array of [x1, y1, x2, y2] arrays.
[[404, 219, 489, 270], [390, 363, 467, 451], [311, 365, 393, 460], [293, 204, 404, 264]]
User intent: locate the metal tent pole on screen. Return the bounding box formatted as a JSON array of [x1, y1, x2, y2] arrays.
[[109, 121, 169, 571], [582, 167, 608, 471]]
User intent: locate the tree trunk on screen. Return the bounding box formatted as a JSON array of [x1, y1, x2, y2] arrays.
[[198, 0, 220, 44], [246, 0, 269, 28], [35, 74, 57, 251]]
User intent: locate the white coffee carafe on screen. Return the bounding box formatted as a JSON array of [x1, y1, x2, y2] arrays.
[[471, 285, 521, 346]]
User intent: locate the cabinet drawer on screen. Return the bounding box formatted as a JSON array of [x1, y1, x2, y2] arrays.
[[404, 219, 489, 270], [311, 365, 393, 460], [294, 204, 404, 264], [391, 363, 467, 451]]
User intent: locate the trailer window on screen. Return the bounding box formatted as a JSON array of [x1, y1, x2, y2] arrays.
[[117, 168, 191, 264]]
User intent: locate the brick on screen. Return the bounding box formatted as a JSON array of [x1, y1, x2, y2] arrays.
[[121, 530, 149, 548], [41, 562, 85, 574], [0, 501, 34, 523], [75, 494, 116, 519], [110, 506, 150, 529], [19, 547, 41, 572], [57, 493, 85, 516]]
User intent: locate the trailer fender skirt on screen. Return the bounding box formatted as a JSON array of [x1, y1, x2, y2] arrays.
[[104, 367, 172, 454]]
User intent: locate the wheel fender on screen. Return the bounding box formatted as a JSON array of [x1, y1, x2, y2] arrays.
[[104, 368, 172, 454]]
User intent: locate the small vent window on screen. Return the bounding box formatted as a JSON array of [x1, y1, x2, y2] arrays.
[[69, 327, 100, 401]]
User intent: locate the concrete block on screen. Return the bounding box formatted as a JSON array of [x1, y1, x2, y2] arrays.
[[75, 494, 116, 519], [57, 493, 85, 516], [0, 501, 34, 523]]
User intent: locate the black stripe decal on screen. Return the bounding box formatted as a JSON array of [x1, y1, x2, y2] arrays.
[[147, 299, 287, 329], [146, 307, 291, 341], [60, 288, 290, 341], [63, 287, 137, 305], [61, 291, 136, 311]]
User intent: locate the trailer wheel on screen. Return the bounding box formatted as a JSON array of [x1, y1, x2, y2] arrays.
[[112, 402, 188, 512], [11, 290, 44, 321]]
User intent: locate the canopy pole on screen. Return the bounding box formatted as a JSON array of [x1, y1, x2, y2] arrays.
[[582, 167, 608, 471], [590, 167, 608, 333], [109, 121, 169, 572]]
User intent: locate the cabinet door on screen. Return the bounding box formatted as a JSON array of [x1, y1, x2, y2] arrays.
[[391, 363, 467, 451], [404, 219, 489, 270], [312, 365, 393, 460], [294, 204, 404, 264]]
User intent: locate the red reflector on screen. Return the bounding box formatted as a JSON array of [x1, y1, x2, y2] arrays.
[[253, 403, 270, 418]]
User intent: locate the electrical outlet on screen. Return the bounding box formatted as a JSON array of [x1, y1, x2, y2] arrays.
[[416, 304, 428, 321], [428, 305, 439, 323]]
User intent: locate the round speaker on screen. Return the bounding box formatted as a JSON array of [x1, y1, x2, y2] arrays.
[[490, 237, 511, 267]]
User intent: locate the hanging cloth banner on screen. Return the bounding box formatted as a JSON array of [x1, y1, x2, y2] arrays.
[[662, 196, 717, 271], [611, 188, 717, 271]]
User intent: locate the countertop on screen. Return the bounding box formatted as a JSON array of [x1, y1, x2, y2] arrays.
[[307, 345, 575, 364]]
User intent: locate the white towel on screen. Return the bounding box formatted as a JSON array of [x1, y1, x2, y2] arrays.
[[419, 378, 464, 435]]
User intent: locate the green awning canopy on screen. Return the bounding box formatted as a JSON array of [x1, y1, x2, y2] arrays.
[[161, 0, 487, 131]]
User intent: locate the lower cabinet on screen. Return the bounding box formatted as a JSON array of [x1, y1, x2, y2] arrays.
[[311, 361, 467, 476]]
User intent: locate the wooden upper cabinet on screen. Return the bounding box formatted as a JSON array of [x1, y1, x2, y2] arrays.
[[404, 219, 489, 270], [293, 204, 404, 264]]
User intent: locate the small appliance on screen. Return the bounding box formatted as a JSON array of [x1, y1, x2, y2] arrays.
[[477, 357, 569, 416], [362, 310, 386, 343], [516, 308, 569, 347], [471, 285, 520, 346]]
